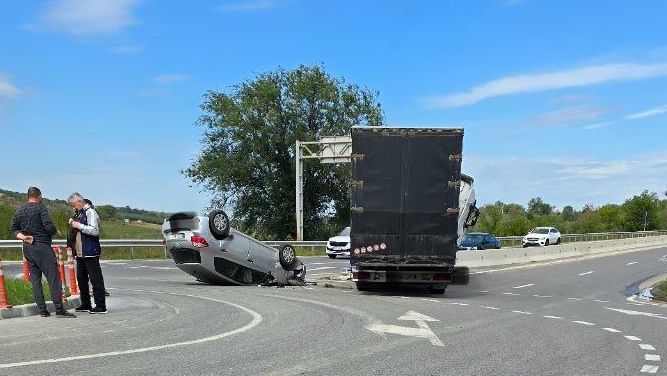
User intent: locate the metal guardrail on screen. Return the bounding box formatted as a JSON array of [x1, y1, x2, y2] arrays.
[[0, 231, 665, 250]]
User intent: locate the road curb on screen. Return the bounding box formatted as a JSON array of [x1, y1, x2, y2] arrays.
[[0, 295, 81, 320]]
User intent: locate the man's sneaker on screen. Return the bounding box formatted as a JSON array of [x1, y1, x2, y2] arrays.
[[56, 311, 77, 318], [75, 305, 92, 312], [39, 311, 51, 317], [89, 306, 108, 314]]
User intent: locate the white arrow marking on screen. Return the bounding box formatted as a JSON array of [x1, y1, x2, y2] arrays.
[[366, 311, 443, 347], [605, 307, 667, 320]]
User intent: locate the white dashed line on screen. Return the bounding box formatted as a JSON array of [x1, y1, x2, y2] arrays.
[[627, 262, 638, 265], [573, 320, 595, 326], [483, 306, 500, 310], [578, 271, 594, 276], [533, 294, 552, 298], [543, 315, 563, 320], [513, 284, 535, 289], [640, 364, 659, 373], [502, 292, 520, 296], [566, 297, 583, 301], [594, 299, 609, 303], [476, 290, 488, 293], [448, 302, 469, 306], [602, 328, 622, 333], [512, 310, 532, 315], [645, 354, 661, 362], [625, 336, 642, 341], [639, 344, 656, 351]]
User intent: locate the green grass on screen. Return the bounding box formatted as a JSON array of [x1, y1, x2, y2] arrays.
[[295, 246, 326, 257], [653, 279, 667, 302], [5, 278, 71, 306], [100, 221, 162, 239]]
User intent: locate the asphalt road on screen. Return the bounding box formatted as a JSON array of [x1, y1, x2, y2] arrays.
[[1, 248, 665, 375]]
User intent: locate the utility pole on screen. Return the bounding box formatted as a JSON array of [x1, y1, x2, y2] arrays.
[[643, 211, 648, 231]]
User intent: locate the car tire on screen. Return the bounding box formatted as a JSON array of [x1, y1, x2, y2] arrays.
[[278, 244, 298, 270], [327, 254, 337, 259], [208, 210, 230, 240], [522, 244, 528, 248], [544, 239, 549, 246], [556, 237, 561, 245]]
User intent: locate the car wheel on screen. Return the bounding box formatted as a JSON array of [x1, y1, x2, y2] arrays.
[[327, 254, 337, 259], [556, 237, 561, 245], [208, 210, 230, 240], [544, 239, 549, 246], [522, 244, 528, 248], [278, 244, 298, 270]]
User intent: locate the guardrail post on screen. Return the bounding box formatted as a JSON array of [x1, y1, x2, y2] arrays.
[[0, 248, 12, 308], [55, 247, 67, 301]]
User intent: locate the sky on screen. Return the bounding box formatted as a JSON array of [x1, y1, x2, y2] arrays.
[[0, 0, 666, 213]]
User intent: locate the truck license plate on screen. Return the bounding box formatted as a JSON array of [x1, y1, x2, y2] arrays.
[[402, 273, 432, 282], [370, 272, 386, 282]]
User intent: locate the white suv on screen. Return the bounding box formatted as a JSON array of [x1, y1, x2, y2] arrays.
[[522, 227, 561, 247], [326, 227, 351, 259]]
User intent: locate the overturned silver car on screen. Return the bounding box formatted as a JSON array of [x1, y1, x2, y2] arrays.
[[162, 210, 306, 285]]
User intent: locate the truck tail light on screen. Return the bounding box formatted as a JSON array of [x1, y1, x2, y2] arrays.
[[353, 272, 370, 280], [191, 236, 209, 248], [433, 273, 451, 281]]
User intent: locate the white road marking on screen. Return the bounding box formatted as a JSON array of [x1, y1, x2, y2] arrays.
[[645, 354, 661, 361], [573, 320, 595, 326], [448, 302, 469, 306], [640, 364, 659, 373], [309, 262, 327, 265], [627, 262, 638, 265], [513, 283, 535, 289], [594, 299, 609, 303], [502, 292, 520, 296], [543, 315, 563, 319], [512, 310, 532, 315], [367, 311, 444, 347], [533, 294, 552, 298], [566, 297, 583, 301], [639, 344, 656, 351], [0, 290, 263, 369], [484, 306, 500, 310], [307, 267, 336, 271], [421, 298, 440, 303], [578, 271, 594, 276], [605, 307, 667, 320], [602, 328, 622, 333], [625, 336, 642, 341], [477, 290, 488, 293]]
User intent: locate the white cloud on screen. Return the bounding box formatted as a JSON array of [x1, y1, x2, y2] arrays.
[[535, 106, 608, 127], [581, 121, 614, 130], [218, 0, 273, 12], [428, 62, 667, 108], [464, 152, 667, 209], [152, 74, 192, 84], [41, 0, 140, 35], [625, 104, 667, 119], [0, 73, 21, 99], [109, 45, 142, 54]]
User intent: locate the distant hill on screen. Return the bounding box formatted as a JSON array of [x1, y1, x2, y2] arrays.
[[0, 188, 167, 240]]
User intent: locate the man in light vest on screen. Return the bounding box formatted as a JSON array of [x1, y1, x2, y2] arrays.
[[68, 192, 107, 314]]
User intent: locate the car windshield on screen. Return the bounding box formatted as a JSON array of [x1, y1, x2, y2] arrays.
[[531, 228, 550, 234], [462, 234, 484, 242], [338, 227, 351, 236]]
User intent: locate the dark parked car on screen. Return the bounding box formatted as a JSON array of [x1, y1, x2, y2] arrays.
[[458, 232, 501, 250]]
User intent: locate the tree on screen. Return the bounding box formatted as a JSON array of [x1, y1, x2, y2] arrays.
[[185, 65, 384, 240], [0, 203, 16, 240], [621, 190, 662, 231], [97, 205, 118, 220], [562, 205, 577, 221], [527, 197, 554, 218]]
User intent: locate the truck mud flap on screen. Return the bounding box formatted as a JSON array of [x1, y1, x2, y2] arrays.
[[451, 266, 469, 285]]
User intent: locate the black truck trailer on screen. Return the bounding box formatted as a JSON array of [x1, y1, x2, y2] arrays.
[[349, 127, 472, 293]]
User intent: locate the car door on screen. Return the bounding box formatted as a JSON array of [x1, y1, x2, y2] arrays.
[[549, 229, 558, 243]]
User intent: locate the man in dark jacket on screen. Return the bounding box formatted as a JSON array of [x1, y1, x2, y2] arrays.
[[68, 192, 107, 314], [10, 187, 76, 318]]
